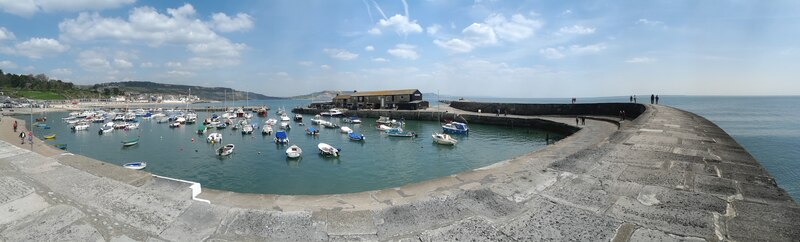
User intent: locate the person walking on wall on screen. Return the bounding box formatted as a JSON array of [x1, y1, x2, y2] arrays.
[[630, 96, 633, 102], [13, 120, 17, 132], [581, 117, 586, 125], [576, 116, 580, 126], [19, 131, 26, 144], [655, 95, 660, 104], [650, 94, 655, 104], [633, 95, 637, 103]]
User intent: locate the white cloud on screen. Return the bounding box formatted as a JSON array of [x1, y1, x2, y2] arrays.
[[462, 23, 497, 45], [433, 13, 541, 53], [166, 70, 194, 77], [372, 57, 389, 62], [323, 48, 358, 60], [77, 50, 111, 71], [211, 12, 254, 32], [114, 58, 133, 68], [0, 27, 15, 40], [0, 60, 17, 69], [426, 24, 441, 35], [387, 44, 418, 60], [320, 64, 331, 70], [298, 61, 313, 66], [539, 48, 565, 59], [59, 4, 247, 67], [0, 0, 134, 17], [374, 14, 422, 36], [559, 25, 596, 34], [365, 45, 375, 51], [539, 43, 607, 59], [625, 57, 656, 63], [637, 18, 663, 26], [569, 43, 606, 54], [140, 62, 156, 68], [562, 9, 572, 15], [433, 39, 474, 53], [15, 38, 68, 59], [51, 68, 72, 75], [368, 27, 381, 35], [485, 14, 542, 42], [166, 61, 182, 68]]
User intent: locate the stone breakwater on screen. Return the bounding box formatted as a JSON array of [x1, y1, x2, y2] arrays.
[[0, 103, 797, 241]]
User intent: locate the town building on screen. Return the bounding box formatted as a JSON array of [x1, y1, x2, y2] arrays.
[[332, 89, 428, 110]]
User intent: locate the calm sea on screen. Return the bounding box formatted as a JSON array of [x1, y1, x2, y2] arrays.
[[452, 95, 800, 200]]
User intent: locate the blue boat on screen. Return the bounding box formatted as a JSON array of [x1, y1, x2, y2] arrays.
[[275, 131, 289, 144], [348, 132, 365, 141], [385, 129, 417, 137], [54, 144, 67, 150], [442, 122, 469, 134], [306, 127, 319, 135]]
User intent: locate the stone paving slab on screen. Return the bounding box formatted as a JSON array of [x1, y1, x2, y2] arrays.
[[629, 227, 706, 242], [0, 204, 97, 241], [419, 216, 511, 242], [606, 196, 716, 239], [159, 202, 230, 242], [499, 196, 621, 241], [0, 192, 51, 227], [214, 208, 328, 241]]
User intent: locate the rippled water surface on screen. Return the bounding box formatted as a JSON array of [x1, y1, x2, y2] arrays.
[[28, 100, 562, 194]]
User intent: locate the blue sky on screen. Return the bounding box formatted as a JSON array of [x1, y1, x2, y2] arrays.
[[0, 0, 798, 98]]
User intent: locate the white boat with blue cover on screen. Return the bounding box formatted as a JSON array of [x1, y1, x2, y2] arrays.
[[442, 121, 469, 134], [123, 162, 147, 170], [348, 132, 365, 141], [275, 131, 289, 144]]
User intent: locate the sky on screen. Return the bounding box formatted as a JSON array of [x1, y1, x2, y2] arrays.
[[0, 0, 799, 98]]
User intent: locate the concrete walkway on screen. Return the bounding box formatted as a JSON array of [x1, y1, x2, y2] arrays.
[[0, 104, 798, 241]]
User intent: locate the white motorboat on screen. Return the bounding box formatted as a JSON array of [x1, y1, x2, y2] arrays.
[[217, 144, 235, 156], [321, 108, 343, 117], [207, 133, 222, 143], [169, 122, 181, 128], [340, 126, 353, 134], [294, 114, 303, 121], [286, 145, 302, 158], [280, 122, 291, 130], [72, 123, 90, 131], [376, 124, 391, 131], [344, 116, 362, 124], [321, 121, 338, 129], [317, 143, 340, 157], [265, 119, 278, 126], [125, 122, 140, 130], [123, 162, 147, 170], [280, 113, 291, 122], [376, 116, 395, 125], [261, 125, 273, 135], [241, 124, 254, 134], [310, 115, 323, 125], [432, 132, 458, 145], [275, 131, 289, 144]]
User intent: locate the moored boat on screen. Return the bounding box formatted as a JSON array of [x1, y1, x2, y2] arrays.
[[123, 162, 147, 170], [286, 145, 302, 158], [261, 125, 273, 135], [306, 127, 319, 135], [340, 126, 353, 134], [432, 132, 458, 145], [275, 131, 289, 144], [294, 114, 303, 121], [217, 144, 235, 156], [344, 116, 362, 124], [121, 137, 139, 146], [348, 132, 365, 141], [241, 124, 254, 134], [207, 133, 223, 143], [54, 143, 67, 150], [43, 134, 56, 139], [317, 143, 340, 156], [72, 123, 90, 131], [385, 128, 417, 137], [442, 121, 469, 134]]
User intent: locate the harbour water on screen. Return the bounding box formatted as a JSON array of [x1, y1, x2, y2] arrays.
[[27, 100, 562, 195]]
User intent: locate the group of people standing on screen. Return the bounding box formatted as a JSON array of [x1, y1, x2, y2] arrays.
[[629, 94, 660, 104], [12, 120, 32, 145]]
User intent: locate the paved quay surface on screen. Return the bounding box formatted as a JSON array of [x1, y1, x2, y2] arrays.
[[0, 104, 798, 241]]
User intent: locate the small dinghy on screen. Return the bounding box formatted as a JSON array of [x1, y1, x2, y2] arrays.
[[275, 131, 289, 144], [207, 133, 222, 143], [340, 126, 353, 134], [386, 128, 417, 137], [294, 114, 303, 121], [54, 143, 67, 150], [286, 145, 302, 158], [241, 124, 254, 134], [123, 162, 147, 170], [321, 121, 338, 129], [348, 132, 365, 141], [217, 144, 235, 156], [121, 137, 139, 146], [261, 125, 273, 135], [43, 134, 56, 139], [280, 122, 291, 130], [317, 143, 340, 157], [376, 124, 391, 131], [432, 132, 458, 145]]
